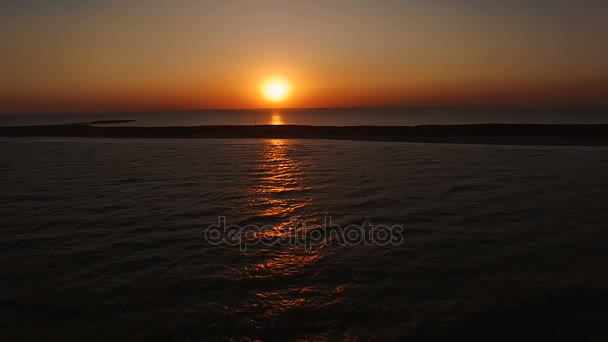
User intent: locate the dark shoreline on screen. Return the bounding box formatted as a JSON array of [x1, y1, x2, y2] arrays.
[[1, 124, 608, 146]]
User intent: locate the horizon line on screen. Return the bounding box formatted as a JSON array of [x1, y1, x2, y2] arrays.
[[1, 104, 607, 116]]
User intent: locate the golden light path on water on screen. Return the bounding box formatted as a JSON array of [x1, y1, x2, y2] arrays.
[[236, 139, 340, 318], [271, 112, 283, 125]]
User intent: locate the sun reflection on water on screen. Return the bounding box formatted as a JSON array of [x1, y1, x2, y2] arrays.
[[271, 112, 283, 125], [245, 249, 323, 279], [236, 139, 332, 318], [247, 139, 315, 240]]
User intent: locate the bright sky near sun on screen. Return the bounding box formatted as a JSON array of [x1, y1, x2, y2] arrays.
[[0, 0, 607, 113]]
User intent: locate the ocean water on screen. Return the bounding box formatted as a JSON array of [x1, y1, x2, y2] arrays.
[[1, 107, 608, 127], [2, 138, 608, 340]]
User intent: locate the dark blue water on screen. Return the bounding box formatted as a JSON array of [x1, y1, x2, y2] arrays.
[[1, 107, 607, 126], [2, 138, 608, 340]]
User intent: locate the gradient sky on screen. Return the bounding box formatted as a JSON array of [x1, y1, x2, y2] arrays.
[[1, 0, 607, 113]]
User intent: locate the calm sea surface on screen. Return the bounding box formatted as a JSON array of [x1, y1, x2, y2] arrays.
[[2, 138, 608, 340], [2, 107, 608, 126]]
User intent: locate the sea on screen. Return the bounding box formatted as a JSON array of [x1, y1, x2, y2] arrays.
[[2, 134, 608, 340], [1, 107, 608, 126]]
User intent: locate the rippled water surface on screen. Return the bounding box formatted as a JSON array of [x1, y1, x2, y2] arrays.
[[2, 138, 608, 340]]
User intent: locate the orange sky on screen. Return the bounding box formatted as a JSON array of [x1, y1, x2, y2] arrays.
[[1, 1, 607, 113]]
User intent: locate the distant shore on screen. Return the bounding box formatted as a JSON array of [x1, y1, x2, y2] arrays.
[[70, 120, 137, 125], [1, 123, 608, 146]]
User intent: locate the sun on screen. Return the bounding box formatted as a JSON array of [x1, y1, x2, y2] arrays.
[[261, 79, 290, 103]]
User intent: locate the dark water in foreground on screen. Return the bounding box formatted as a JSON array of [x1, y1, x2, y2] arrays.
[[2, 138, 608, 340], [2, 107, 608, 126]]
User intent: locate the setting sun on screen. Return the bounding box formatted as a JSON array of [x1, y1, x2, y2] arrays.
[[261, 79, 290, 103]]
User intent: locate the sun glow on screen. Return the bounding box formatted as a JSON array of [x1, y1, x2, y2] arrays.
[[261, 79, 290, 103]]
